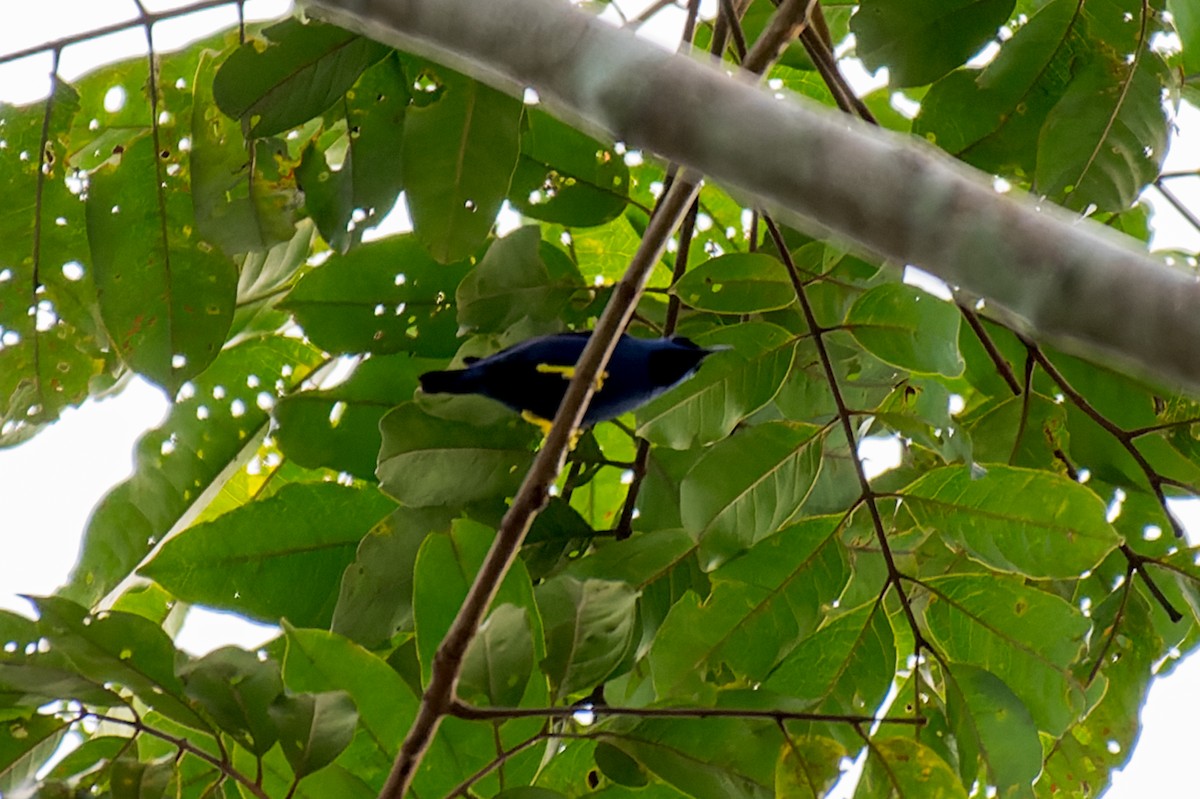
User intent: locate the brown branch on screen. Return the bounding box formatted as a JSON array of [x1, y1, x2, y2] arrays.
[[88, 712, 268, 799], [765, 215, 929, 654], [1119, 543, 1184, 623], [445, 729, 551, 797], [958, 303, 1023, 395], [450, 699, 924, 726], [1028, 344, 1192, 538]]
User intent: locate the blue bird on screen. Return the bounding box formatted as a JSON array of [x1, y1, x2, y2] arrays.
[[418, 332, 721, 428]]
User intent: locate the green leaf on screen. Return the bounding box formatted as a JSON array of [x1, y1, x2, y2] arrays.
[[602, 718, 777, 799], [901, 464, 1119, 578], [1170, 0, 1200, 75], [110, 757, 174, 799], [268, 690, 358, 779], [178, 646, 283, 755], [1040, 590, 1161, 797], [376, 402, 536, 507], [775, 737, 846, 799], [456, 225, 585, 333], [650, 517, 848, 699], [637, 323, 797, 449], [852, 0, 1016, 88], [412, 519, 542, 686], [212, 18, 389, 137], [537, 576, 639, 701], [0, 714, 69, 795], [1035, 54, 1169, 212], [139, 483, 395, 627], [33, 597, 209, 733], [281, 626, 417, 764], [681, 422, 823, 570], [297, 54, 410, 252], [86, 135, 237, 392], [854, 737, 966, 798], [764, 602, 897, 733], [280, 234, 471, 357], [191, 49, 298, 255], [460, 603, 535, 706], [65, 336, 324, 606], [0, 81, 108, 443], [595, 741, 650, 788], [671, 253, 795, 314], [845, 282, 963, 377], [508, 109, 629, 226], [43, 736, 129, 782], [945, 664, 1040, 798], [274, 353, 437, 481], [912, 0, 1082, 172], [921, 574, 1088, 735], [401, 67, 522, 261], [331, 505, 455, 647]]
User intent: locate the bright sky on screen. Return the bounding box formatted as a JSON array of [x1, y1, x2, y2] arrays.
[[3, 1, 1200, 796]]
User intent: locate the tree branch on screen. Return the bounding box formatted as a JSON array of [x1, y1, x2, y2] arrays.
[[305, 0, 1200, 391]]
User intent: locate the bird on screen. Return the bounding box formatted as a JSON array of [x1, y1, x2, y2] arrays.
[[418, 332, 722, 429]]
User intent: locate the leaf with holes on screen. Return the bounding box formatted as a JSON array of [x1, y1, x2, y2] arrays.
[[274, 353, 439, 481], [281, 234, 470, 358], [64, 337, 325, 606], [671, 253, 794, 314], [86, 136, 237, 392], [401, 66, 522, 262], [508, 109, 629, 226], [213, 18, 389, 137]]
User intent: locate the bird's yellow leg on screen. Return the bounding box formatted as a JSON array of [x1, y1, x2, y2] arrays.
[[535, 363, 608, 391], [520, 410, 582, 450]]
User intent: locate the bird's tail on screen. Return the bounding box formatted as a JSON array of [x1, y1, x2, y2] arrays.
[[419, 368, 478, 395]]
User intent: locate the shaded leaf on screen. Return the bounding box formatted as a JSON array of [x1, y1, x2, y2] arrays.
[[671, 253, 794, 314], [845, 282, 963, 377], [213, 18, 389, 137], [854, 737, 966, 798], [460, 603, 535, 706], [280, 234, 470, 358], [140, 482, 395, 627], [401, 66, 522, 261], [178, 646, 283, 755], [268, 690, 358, 778], [901, 464, 1119, 578], [376, 402, 536, 507], [682, 422, 823, 570], [853, 0, 1016, 88], [537, 576, 639, 701]]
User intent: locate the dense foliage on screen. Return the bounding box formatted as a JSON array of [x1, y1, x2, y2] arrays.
[[2, 0, 1200, 797]]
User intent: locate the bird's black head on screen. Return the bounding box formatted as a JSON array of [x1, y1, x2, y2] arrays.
[[647, 337, 721, 388]]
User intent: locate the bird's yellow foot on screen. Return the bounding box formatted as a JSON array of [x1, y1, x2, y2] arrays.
[[521, 410, 582, 450]]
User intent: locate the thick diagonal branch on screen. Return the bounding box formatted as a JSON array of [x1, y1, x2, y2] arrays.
[[307, 0, 1200, 391]]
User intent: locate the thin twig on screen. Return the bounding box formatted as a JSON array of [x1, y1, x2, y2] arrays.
[[765, 215, 928, 653], [88, 712, 268, 799], [1119, 543, 1184, 623]]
